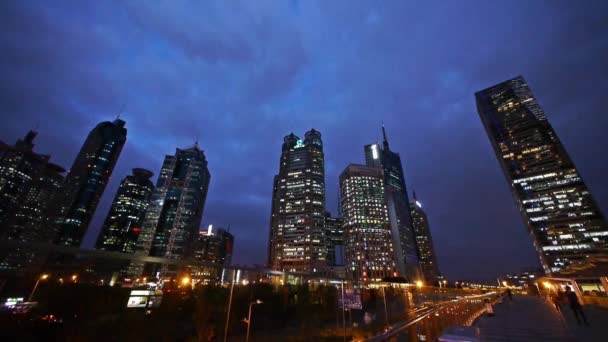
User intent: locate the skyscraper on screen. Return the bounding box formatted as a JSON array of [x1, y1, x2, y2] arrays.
[[54, 119, 127, 247], [193, 225, 234, 266], [267, 129, 327, 274], [325, 212, 344, 266], [95, 168, 155, 253], [476, 76, 608, 276], [410, 192, 440, 285], [0, 131, 65, 270], [0, 131, 65, 242], [135, 143, 211, 260], [340, 164, 397, 281], [364, 126, 419, 280]]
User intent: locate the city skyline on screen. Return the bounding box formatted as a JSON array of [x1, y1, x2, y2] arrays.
[[1, 1, 607, 280]]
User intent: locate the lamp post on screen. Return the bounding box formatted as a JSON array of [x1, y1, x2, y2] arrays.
[[224, 270, 236, 342], [28, 274, 49, 302], [242, 299, 263, 342]]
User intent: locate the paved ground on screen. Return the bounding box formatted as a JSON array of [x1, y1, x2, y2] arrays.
[[474, 295, 607, 342]]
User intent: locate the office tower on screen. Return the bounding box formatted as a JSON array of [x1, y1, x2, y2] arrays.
[[340, 164, 398, 281], [268, 129, 327, 274], [95, 168, 155, 253], [136, 143, 210, 259], [364, 126, 419, 280], [410, 192, 440, 285], [476, 76, 608, 276], [0, 131, 65, 270], [325, 212, 344, 266], [193, 225, 234, 266], [54, 119, 127, 247]]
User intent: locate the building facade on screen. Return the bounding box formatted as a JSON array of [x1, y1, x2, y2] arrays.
[[193, 225, 234, 266], [410, 192, 440, 285], [135, 143, 211, 260], [325, 212, 344, 266], [340, 164, 398, 281], [476, 76, 608, 276], [95, 168, 155, 253], [364, 126, 419, 280], [54, 119, 127, 247], [0, 131, 65, 270], [267, 129, 327, 274]]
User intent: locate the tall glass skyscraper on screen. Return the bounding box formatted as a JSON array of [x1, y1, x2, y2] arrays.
[[364, 126, 419, 281], [54, 119, 127, 247], [410, 192, 440, 285], [267, 129, 327, 274], [135, 143, 211, 260], [340, 164, 397, 281], [95, 168, 155, 253], [476, 76, 608, 276], [325, 211, 344, 266], [0, 131, 65, 271]]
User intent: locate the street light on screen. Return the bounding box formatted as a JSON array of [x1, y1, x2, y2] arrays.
[[242, 299, 263, 342], [502, 281, 508, 287], [181, 276, 190, 286], [29, 274, 49, 302], [71, 274, 78, 282], [416, 280, 423, 288]]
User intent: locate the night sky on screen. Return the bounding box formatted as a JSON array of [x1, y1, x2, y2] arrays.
[[1, 1, 607, 281]]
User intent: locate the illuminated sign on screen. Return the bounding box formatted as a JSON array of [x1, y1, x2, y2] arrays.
[[294, 140, 305, 148], [371, 144, 379, 160]]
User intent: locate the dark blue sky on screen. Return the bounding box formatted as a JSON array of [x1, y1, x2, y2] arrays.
[[1, 1, 607, 280]]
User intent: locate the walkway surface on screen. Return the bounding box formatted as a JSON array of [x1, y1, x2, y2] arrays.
[[474, 295, 608, 342]]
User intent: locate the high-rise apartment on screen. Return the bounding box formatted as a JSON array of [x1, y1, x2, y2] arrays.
[[54, 119, 127, 247], [95, 168, 155, 253], [364, 126, 419, 280], [340, 164, 398, 281], [476, 76, 608, 276], [410, 192, 440, 285], [267, 129, 327, 274], [193, 225, 234, 266]]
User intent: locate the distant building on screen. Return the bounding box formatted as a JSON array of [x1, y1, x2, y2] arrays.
[[135, 143, 211, 260], [503, 269, 541, 289], [410, 192, 440, 285], [54, 119, 127, 247], [476, 76, 608, 276], [0, 131, 65, 270], [267, 129, 327, 274], [325, 212, 344, 266], [193, 225, 234, 266], [340, 164, 398, 281], [364, 126, 419, 281], [95, 168, 155, 253]]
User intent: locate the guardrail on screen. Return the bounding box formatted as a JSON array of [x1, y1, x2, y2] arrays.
[[365, 292, 498, 341]]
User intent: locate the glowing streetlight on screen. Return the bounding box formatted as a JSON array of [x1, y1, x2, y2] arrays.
[[71, 274, 78, 282], [543, 282, 553, 290], [416, 280, 423, 288], [181, 276, 191, 286], [29, 274, 49, 301], [242, 299, 263, 342], [502, 281, 508, 287]]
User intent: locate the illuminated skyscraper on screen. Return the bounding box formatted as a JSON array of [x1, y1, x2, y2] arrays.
[[0, 131, 65, 270], [410, 192, 440, 285], [267, 129, 327, 274], [476, 76, 608, 276], [340, 164, 398, 281], [95, 168, 155, 253], [364, 126, 419, 281], [54, 119, 127, 247], [136, 143, 211, 260], [193, 225, 234, 266]]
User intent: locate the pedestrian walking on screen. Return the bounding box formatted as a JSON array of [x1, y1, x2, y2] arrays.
[[551, 289, 563, 313], [565, 286, 588, 325], [506, 288, 513, 302]]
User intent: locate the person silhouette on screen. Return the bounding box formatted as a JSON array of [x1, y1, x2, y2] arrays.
[[565, 286, 588, 325]]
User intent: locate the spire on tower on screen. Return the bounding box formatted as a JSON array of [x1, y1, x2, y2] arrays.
[[382, 124, 390, 150]]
